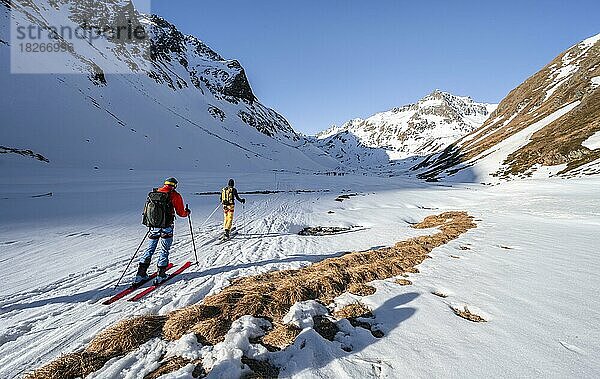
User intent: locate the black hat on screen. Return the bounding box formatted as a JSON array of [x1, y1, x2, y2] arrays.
[[228, 178, 234, 187]]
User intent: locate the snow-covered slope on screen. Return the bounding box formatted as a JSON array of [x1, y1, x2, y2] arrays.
[[314, 90, 496, 167], [0, 0, 337, 172], [306, 131, 391, 169], [2, 168, 600, 378], [417, 33, 600, 182]]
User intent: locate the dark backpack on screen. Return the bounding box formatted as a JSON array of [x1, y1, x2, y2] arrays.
[[142, 189, 173, 228], [221, 186, 234, 205]]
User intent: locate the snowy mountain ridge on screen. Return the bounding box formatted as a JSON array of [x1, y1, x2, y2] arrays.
[[1, 0, 335, 172], [314, 90, 496, 166]]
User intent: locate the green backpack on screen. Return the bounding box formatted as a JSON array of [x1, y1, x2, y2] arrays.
[[142, 189, 173, 228]]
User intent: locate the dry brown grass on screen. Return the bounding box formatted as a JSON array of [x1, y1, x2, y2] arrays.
[[451, 305, 486, 323], [26, 316, 166, 379], [241, 356, 280, 378], [334, 302, 373, 320], [190, 316, 233, 346], [262, 323, 301, 349], [334, 303, 380, 338], [144, 356, 204, 379], [29, 211, 476, 378], [163, 305, 221, 341], [394, 279, 412, 286], [24, 351, 110, 379], [347, 283, 376, 296], [87, 315, 166, 356]]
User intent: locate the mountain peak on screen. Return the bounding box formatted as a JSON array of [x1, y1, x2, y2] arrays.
[[314, 92, 497, 164], [427, 88, 447, 97], [578, 32, 600, 49]]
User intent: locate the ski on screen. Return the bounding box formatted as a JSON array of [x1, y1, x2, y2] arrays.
[[102, 263, 174, 305], [128, 261, 193, 302], [216, 227, 238, 244]]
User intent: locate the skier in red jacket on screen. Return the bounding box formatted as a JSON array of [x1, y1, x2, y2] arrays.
[[135, 177, 190, 285]]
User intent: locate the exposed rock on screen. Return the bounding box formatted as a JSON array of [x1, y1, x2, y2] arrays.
[[0, 146, 50, 163], [208, 105, 226, 121]]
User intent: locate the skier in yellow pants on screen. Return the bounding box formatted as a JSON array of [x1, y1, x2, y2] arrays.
[[221, 179, 245, 239]]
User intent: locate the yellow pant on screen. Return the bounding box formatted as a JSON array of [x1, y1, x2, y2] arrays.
[[223, 205, 235, 230]]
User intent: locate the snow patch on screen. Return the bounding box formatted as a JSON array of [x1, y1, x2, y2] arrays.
[[283, 300, 330, 329], [582, 131, 600, 150], [579, 33, 600, 49], [90, 338, 169, 379], [526, 164, 568, 179], [543, 33, 599, 102], [202, 316, 270, 378], [165, 333, 204, 361], [544, 63, 579, 100]]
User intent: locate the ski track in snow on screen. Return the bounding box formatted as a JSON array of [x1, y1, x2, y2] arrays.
[[1, 172, 600, 378]]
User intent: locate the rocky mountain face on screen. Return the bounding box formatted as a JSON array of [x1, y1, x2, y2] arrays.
[[315, 91, 496, 167], [1, 0, 332, 171], [417, 34, 600, 181], [144, 14, 298, 140], [18, 0, 297, 140]]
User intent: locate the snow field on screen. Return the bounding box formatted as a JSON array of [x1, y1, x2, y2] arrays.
[[1, 169, 599, 377]]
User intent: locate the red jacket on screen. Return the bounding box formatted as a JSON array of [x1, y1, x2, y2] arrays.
[[158, 185, 189, 218]]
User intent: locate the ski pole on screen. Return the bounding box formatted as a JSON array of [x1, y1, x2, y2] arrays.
[[242, 203, 246, 235], [114, 229, 150, 289], [187, 204, 199, 266], [198, 203, 221, 231]]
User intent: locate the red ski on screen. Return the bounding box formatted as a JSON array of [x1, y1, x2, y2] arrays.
[[102, 263, 174, 305], [128, 261, 193, 302]]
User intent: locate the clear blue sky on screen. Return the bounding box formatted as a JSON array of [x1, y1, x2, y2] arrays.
[[152, 0, 599, 135]]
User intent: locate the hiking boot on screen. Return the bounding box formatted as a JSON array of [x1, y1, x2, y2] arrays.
[[224, 229, 230, 238], [133, 275, 149, 285], [153, 265, 168, 285], [220, 232, 230, 241], [133, 262, 150, 285]]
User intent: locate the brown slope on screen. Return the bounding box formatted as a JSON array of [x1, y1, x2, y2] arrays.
[[418, 34, 600, 180]]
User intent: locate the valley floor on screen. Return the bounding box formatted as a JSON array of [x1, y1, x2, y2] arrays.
[[1, 168, 599, 378]]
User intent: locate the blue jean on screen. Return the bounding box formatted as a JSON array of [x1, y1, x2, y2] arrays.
[[140, 226, 173, 267]]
